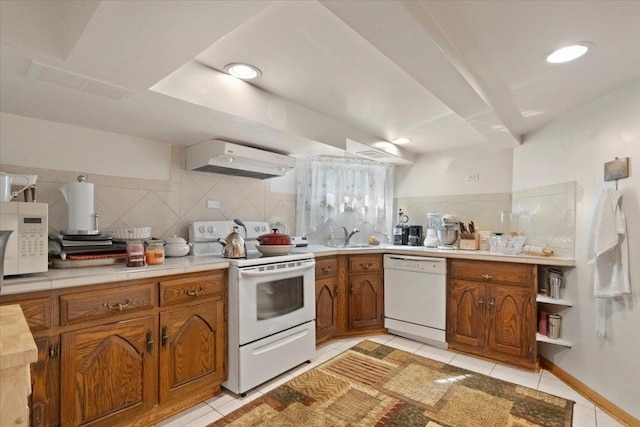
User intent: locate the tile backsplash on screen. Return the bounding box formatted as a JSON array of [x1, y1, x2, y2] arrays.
[[1, 146, 296, 240], [396, 181, 575, 257]]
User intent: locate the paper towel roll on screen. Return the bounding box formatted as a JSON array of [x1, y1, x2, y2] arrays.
[[64, 182, 95, 231]]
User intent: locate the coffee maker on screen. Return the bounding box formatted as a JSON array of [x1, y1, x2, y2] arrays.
[[407, 225, 423, 246], [424, 213, 441, 247]]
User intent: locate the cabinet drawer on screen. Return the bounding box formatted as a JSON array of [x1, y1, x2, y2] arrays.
[[2, 297, 53, 332], [348, 255, 382, 273], [60, 282, 156, 325], [315, 257, 338, 279], [449, 260, 534, 286], [159, 273, 224, 306]]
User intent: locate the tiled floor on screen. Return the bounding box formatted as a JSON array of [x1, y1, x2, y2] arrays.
[[154, 334, 625, 427]]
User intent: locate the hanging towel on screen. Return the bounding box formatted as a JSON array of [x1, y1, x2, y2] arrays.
[[586, 188, 630, 337]]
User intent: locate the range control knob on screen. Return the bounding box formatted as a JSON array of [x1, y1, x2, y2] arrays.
[[198, 226, 205, 233], [207, 226, 214, 233]]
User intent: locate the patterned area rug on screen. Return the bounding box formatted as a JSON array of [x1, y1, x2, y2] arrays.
[[211, 340, 574, 427]]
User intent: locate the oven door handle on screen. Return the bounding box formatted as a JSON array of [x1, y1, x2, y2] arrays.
[[238, 262, 315, 277]]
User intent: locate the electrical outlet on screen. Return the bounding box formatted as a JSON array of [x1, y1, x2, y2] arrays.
[[466, 173, 480, 182], [206, 200, 220, 209]]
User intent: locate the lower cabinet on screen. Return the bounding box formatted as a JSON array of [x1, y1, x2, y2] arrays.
[[447, 259, 537, 369], [61, 316, 157, 427], [30, 336, 60, 427], [315, 254, 385, 344], [0, 270, 227, 427], [159, 299, 225, 403]]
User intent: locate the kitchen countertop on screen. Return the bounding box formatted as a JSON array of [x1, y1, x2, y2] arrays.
[[1, 244, 574, 296]]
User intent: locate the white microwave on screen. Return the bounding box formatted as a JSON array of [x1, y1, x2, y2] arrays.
[[1, 201, 49, 276]]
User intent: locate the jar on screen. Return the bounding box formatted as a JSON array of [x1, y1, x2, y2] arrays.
[[126, 239, 146, 267], [145, 240, 165, 265]]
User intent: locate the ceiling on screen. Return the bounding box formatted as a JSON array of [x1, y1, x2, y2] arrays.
[[1, 0, 639, 164]]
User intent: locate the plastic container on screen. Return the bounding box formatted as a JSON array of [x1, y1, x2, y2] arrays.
[[145, 240, 165, 265]]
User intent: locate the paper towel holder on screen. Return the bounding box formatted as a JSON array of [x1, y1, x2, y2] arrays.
[[60, 175, 101, 235]]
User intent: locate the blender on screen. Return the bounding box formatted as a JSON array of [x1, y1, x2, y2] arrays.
[[424, 213, 441, 247]]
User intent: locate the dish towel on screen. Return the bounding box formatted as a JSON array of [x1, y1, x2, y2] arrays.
[[586, 188, 630, 337]]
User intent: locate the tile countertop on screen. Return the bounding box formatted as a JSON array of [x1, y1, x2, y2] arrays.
[[1, 245, 574, 296]]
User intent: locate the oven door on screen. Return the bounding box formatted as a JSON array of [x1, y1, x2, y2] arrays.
[[236, 259, 315, 345]]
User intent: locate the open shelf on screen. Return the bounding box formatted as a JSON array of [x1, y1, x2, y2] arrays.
[[536, 333, 572, 348], [536, 294, 573, 307]]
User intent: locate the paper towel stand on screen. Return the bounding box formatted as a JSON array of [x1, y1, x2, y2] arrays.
[[60, 175, 100, 235]]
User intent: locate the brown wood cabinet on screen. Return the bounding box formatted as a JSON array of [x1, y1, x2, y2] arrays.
[[0, 270, 227, 427], [315, 254, 386, 344], [447, 259, 537, 369], [315, 257, 339, 344]]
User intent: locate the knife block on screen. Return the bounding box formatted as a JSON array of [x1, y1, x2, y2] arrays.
[[459, 233, 480, 250]]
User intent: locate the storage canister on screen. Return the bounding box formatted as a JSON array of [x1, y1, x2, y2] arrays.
[[145, 240, 165, 265], [548, 313, 562, 339], [126, 239, 146, 267], [538, 311, 549, 336]]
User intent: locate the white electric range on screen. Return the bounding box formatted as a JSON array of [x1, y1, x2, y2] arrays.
[[189, 220, 316, 395]]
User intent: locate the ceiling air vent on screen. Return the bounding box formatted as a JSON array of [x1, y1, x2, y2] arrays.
[[27, 61, 133, 100], [345, 139, 414, 165]]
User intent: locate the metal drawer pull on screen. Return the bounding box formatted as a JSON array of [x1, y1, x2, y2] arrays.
[[185, 286, 204, 296], [162, 325, 169, 347], [322, 266, 332, 273], [103, 299, 131, 311], [360, 263, 374, 270], [480, 273, 495, 280]]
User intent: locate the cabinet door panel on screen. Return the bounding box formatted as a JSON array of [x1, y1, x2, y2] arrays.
[[30, 336, 60, 427], [159, 300, 224, 403], [315, 277, 338, 343], [488, 285, 532, 358], [348, 273, 383, 330], [61, 316, 156, 427], [448, 280, 485, 347]]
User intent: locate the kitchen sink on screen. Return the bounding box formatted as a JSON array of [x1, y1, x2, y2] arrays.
[[328, 244, 371, 249]]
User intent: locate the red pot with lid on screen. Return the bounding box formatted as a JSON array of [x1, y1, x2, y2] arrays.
[[256, 228, 293, 245]]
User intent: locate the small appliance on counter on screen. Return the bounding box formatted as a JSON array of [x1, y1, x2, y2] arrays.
[[424, 212, 441, 247], [291, 235, 309, 247], [407, 225, 423, 246], [436, 214, 459, 250], [0, 201, 48, 276], [393, 209, 409, 245]]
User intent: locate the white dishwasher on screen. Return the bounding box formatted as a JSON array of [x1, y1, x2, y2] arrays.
[[384, 254, 447, 348]]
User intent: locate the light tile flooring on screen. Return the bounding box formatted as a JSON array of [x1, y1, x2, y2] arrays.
[[155, 334, 625, 427]]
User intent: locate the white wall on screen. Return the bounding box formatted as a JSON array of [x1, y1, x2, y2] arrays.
[[395, 145, 513, 197], [514, 81, 640, 419], [0, 112, 172, 181]]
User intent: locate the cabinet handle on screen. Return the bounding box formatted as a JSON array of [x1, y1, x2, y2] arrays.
[[322, 266, 332, 273], [489, 298, 495, 313], [350, 286, 354, 294], [162, 325, 169, 347], [480, 273, 495, 281], [185, 286, 204, 297], [478, 295, 485, 311], [103, 298, 131, 311], [49, 343, 60, 359], [360, 263, 373, 270], [146, 330, 153, 353], [333, 285, 339, 297]]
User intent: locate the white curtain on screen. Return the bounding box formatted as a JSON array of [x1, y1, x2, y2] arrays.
[[296, 156, 394, 238]]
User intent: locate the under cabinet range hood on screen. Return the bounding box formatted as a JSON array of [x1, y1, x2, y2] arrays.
[[186, 140, 296, 179]]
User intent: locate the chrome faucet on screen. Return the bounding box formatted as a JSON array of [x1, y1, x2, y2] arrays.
[[342, 226, 360, 246]]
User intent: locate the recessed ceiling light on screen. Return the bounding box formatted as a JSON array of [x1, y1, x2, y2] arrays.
[[391, 137, 411, 145], [545, 43, 591, 64], [224, 63, 262, 80]]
